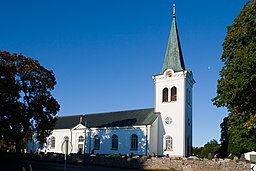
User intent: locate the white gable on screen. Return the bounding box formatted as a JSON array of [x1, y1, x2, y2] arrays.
[[72, 124, 86, 130]]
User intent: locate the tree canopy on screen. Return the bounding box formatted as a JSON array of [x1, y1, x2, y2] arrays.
[[0, 51, 60, 152], [192, 139, 220, 158], [213, 0, 256, 115], [213, 0, 256, 156], [201, 139, 220, 158]]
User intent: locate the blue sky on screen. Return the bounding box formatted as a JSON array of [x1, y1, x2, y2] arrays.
[[0, 0, 247, 147]]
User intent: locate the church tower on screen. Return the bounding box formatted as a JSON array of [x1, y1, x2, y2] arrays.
[[152, 4, 195, 157]]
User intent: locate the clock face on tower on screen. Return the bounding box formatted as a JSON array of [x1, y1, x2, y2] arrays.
[[165, 116, 173, 125], [167, 71, 172, 77]]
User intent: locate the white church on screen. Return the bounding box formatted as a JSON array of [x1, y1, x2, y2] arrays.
[[40, 5, 195, 157]]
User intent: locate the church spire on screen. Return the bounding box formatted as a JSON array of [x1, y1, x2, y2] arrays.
[[161, 4, 185, 74]]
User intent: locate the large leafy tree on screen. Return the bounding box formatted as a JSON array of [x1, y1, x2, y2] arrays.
[[217, 117, 229, 158], [0, 51, 60, 153], [213, 0, 256, 156]]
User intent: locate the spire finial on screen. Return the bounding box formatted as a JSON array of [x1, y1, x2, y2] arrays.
[[173, 4, 176, 17]]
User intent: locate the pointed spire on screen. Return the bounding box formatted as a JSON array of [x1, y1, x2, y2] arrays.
[[161, 4, 185, 74]]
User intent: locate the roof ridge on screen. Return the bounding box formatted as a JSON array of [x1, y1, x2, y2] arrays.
[[57, 114, 84, 118], [87, 107, 154, 115]]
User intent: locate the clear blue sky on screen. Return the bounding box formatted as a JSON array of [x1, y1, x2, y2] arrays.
[[0, 0, 247, 147]]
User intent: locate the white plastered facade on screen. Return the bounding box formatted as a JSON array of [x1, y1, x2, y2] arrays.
[[45, 125, 154, 156], [152, 69, 195, 157]]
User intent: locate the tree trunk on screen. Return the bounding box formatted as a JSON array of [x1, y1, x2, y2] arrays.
[[15, 137, 22, 154]]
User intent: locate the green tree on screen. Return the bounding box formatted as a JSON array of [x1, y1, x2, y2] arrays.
[[217, 117, 229, 158], [224, 114, 256, 157], [213, 0, 256, 117], [200, 139, 220, 158], [0, 51, 60, 153], [213, 0, 256, 156], [192, 146, 203, 157]]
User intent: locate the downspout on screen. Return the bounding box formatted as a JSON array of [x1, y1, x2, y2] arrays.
[[84, 115, 87, 154], [70, 128, 73, 153], [88, 128, 91, 154], [145, 125, 148, 156]]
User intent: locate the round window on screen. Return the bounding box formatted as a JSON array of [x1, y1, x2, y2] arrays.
[[165, 117, 172, 124], [167, 71, 172, 77]]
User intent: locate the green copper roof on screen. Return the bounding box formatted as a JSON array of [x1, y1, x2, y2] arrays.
[[161, 5, 185, 73]]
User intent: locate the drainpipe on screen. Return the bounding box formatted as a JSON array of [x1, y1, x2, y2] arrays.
[[145, 125, 148, 156], [70, 128, 73, 153], [88, 128, 91, 155], [83, 115, 87, 154]]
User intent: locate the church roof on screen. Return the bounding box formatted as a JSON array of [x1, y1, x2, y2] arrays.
[[161, 4, 185, 73], [54, 108, 157, 129]]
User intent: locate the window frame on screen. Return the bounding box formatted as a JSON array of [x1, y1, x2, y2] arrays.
[[162, 88, 169, 102], [171, 87, 177, 101], [78, 136, 84, 142], [50, 136, 55, 149], [130, 134, 138, 151], [94, 135, 100, 150], [165, 117, 173, 125], [111, 134, 118, 150], [165, 136, 173, 151]]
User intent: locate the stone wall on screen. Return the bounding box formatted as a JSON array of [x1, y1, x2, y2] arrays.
[[143, 157, 251, 171], [4, 152, 251, 171], [84, 155, 251, 171]]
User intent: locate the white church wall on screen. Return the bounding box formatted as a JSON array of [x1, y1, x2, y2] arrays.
[[153, 69, 187, 157], [149, 116, 160, 155], [157, 115, 164, 156], [45, 125, 87, 154], [47, 129, 72, 153], [85, 126, 149, 156], [71, 125, 86, 154]]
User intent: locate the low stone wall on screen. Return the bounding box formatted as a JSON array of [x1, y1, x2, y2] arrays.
[[1, 153, 252, 171], [84, 155, 251, 171], [85, 155, 145, 169], [143, 157, 251, 171]]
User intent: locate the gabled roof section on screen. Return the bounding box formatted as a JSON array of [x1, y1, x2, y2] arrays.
[[161, 4, 185, 73], [54, 115, 83, 129], [54, 108, 157, 129]]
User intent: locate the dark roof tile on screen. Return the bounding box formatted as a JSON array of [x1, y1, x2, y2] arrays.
[[54, 108, 157, 129]]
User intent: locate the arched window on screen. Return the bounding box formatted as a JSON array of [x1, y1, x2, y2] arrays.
[[78, 136, 84, 142], [130, 134, 138, 150], [51, 137, 55, 149], [94, 135, 100, 150], [162, 88, 168, 102], [165, 136, 173, 151], [111, 134, 118, 150], [171, 87, 177, 101]]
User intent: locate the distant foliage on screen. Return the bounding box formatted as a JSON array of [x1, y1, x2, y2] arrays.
[[0, 51, 60, 152], [193, 139, 220, 158], [212, 0, 256, 157], [192, 146, 203, 158], [201, 139, 220, 158]]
